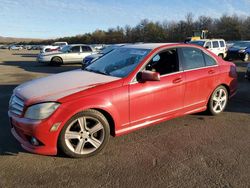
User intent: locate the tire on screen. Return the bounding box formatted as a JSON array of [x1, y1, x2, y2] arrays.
[[50, 56, 63, 66], [243, 53, 249, 62], [218, 54, 224, 59], [58, 109, 110, 158], [207, 86, 228, 116]]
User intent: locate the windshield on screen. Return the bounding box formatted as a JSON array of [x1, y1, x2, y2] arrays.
[[60, 45, 71, 52], [85, 48, 151, 78], [189, 41, 205, 47], [232, 42, 250, 48]]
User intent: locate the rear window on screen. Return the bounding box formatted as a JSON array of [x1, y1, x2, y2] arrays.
[[219, 41, 225, 47], [204, 53, 217, 66]]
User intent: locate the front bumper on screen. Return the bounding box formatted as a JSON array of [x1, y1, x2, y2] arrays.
[[8, 111, 59, 155]]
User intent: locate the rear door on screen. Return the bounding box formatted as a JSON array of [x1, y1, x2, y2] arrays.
[[179, 47, 219, 113], [209, 41, 220, 56]]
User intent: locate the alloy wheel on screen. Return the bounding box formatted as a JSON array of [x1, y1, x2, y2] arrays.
[[212, 88, 227, 113], [64, 116, 105, 155]]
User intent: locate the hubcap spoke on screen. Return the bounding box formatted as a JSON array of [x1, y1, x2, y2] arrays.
[[213, 95, 219, 102], [88, 137, 101, 148], [214, 103, 220, 111], [78, 117, 87, 131], [89, 123, 103, 134], [221, 96, 227, 101], [65, 131, 80, 140], [219, 89, 223, 98], [75, 139, 86, 153]]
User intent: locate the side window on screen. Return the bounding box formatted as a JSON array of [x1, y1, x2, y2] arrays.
[[82, 46, 92, 52], [219, 41, 225, 47], [70, 46, 80, 53], [181, 48, 205, 70], [212, 41, 219, 48], [205, 42, 212, 48], [204, 53, 217, 66], [145, 48, 179, 76]]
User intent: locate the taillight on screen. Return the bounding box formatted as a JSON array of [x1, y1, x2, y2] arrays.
[[230, 64, 237, 78]]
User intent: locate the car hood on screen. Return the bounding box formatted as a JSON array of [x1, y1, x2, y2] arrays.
[[229, 47, 247, 51], [86, 53, 103, 59], [14, 69, 120, 104]]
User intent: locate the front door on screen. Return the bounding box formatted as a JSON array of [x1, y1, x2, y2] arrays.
[[129, 48, 185, 127]]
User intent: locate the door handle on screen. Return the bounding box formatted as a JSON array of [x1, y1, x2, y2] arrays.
[[208, 70, 215, 74], [173, 77, 182, 84]]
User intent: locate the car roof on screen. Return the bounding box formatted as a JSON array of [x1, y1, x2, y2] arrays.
[[122, 43, 177, 50], [192, 39, 225, 42], [69, 44, 90, 47]]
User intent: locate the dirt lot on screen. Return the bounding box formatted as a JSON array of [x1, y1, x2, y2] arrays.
[[0, 49, 249, 188]]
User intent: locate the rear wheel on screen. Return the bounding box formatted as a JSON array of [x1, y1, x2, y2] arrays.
[[50, 56, 63, 66], [207, 86, 228, 115], [58, 110, 110, 158]]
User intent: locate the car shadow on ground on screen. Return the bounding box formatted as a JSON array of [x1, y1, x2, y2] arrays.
[[0, 85, 23, 156], [2, 60, 81, 74]]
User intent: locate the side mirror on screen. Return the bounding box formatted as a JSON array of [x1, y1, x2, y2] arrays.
[[205, 46, 209, 49], [136, 71, 160, 82]]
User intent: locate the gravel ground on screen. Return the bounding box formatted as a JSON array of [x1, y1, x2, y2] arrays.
[[0, 49, 249, 188]]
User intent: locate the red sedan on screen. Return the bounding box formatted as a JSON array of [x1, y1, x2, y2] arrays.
[[8, 43, 237, 157]]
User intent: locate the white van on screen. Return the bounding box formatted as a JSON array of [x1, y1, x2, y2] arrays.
[[190, 39, 227, 58]]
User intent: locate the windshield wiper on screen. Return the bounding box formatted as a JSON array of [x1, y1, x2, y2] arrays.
[[85, 68, 109, 76]]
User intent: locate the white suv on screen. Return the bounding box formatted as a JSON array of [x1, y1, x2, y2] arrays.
[[190, 39, 227, 58]]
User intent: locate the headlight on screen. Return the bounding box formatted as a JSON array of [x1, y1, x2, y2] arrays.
[[24, 102, 60, 120], [239, 49, 246, 53]]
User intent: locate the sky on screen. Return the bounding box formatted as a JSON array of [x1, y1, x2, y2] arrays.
[[0, 0, 250, 39]]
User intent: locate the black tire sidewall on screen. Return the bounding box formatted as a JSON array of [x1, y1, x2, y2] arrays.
[[51, 56, 63, 66], [58, 110, 110, 158]]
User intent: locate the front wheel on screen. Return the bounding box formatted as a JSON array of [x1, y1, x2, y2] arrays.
[[207, 86, 228, 115], [58, 110, 110, 158]]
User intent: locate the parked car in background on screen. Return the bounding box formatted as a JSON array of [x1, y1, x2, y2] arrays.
[[37, 44, 96, 65], [245, 63, 250, 81], [10, 43, 237, 158], [189, 39, 227, 58], [9, 45, 23, 50], [226, 41, 250, 62], [82, 44, 125, 68], [41, 42, 68, 53], [226, 41, 236, 49], [0, 45, 9, 49]]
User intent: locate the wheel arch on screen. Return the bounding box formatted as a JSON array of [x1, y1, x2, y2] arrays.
[[92, 108, 116, 137], [51, 56, 63, 63], [207, 83, 230, 104]]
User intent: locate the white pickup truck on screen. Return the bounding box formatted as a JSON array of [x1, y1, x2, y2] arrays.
[[41, 42, 68, 53]]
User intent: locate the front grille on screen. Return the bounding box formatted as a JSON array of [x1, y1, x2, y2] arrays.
[[9, 95, 24, 116]]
